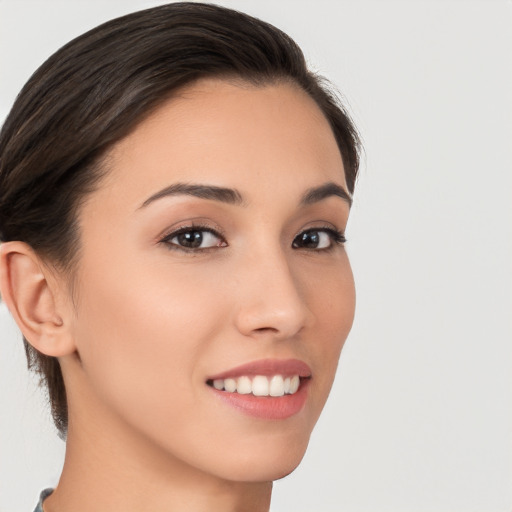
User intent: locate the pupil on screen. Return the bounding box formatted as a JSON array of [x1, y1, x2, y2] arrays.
[[178, 231, 203, 248], [300, 231, 319, 248]]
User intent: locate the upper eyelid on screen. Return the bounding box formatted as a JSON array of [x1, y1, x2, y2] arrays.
[[161, 225, 343, 238], [296, 225, 343, 235], [293, 225, 345, 240], [159, 221, 226, 242], [157, 219, 346, 246]]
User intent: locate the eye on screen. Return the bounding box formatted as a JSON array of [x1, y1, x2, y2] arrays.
[[292, 228, 346, 250], [161, 226, 227, 251]]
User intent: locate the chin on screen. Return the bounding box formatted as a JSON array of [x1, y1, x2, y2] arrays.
[[211, 431, 311, 483], [226, 455, 306, 483]]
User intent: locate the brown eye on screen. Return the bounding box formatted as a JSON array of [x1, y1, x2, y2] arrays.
[[292, 229, 346, 250], [164, 228, 226, 250], [176, 230, 204, 248]]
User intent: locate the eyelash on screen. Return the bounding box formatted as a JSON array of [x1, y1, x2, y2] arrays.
[[293, 227, 347, 250], [159, 223, 346, 253]]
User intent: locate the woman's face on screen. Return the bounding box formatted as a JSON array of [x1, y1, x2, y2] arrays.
[[65, 78, 355, 482]]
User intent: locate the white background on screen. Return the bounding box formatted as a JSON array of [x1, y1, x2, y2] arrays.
[[1, 1, 511, 511]]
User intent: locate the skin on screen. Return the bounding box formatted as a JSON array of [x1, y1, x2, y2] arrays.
[[1, 79, 355, 512]]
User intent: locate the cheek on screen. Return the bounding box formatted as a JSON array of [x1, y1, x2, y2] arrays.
[[303, 254, 355, 401], [70, 253, 224, 419], [305, 250, 355, 332]]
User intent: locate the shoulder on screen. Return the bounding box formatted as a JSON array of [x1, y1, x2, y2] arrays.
[[33, 488, 53, 512]]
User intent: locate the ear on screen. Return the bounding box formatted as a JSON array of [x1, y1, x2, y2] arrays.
[[0, 241, 76, 357]]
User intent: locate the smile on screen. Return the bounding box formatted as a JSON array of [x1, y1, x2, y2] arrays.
[[206, 359, 312, 419], [207, 374, 302, 397]]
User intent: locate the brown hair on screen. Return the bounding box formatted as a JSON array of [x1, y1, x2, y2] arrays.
[[0, 2, 360, 436]]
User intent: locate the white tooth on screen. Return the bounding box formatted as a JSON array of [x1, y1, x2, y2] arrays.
[[284, 377, 291, 394], [252, 375, 270, 396], [289, 375, 300, 394], [237, 376, 252, 394], [224, 378, 237, 393], [269, 375, 285, 397], [213, 379, 224, 390]]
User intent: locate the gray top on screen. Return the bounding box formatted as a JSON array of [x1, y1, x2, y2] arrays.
[[33, 489, 53, 512]]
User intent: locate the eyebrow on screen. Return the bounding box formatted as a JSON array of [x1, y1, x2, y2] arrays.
[[299, 182, 352, 207], [139, 180, 351, 209], [140, 183, 245, 208]]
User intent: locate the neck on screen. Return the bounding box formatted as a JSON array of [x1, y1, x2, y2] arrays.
[[45, 421, 272, 512]]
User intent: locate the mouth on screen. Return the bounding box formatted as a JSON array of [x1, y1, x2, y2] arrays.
[[206, 374, 307, 397], [206, 359, 312, 419]]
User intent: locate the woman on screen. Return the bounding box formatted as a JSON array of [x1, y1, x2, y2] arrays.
[[0, 3, 360, 511]]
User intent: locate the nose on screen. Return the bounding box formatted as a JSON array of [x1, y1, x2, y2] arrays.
[[233, 249, 312, 340]]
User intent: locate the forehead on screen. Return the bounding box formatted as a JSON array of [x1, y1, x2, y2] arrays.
[[95, 78, 347, 209]]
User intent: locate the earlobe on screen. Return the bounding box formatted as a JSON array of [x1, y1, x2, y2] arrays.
[[0, 241, 75, 357]]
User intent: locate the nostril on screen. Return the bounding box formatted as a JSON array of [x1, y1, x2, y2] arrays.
[[253, 326, 279, 334]]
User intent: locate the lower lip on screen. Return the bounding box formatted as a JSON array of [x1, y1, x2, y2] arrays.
[[209, 379, 310, 420]]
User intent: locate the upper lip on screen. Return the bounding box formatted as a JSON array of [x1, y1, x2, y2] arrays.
[[207, 358, 312, 381]]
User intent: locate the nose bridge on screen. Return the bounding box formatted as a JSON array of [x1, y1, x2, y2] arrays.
[[233, 243, 311, 339]]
